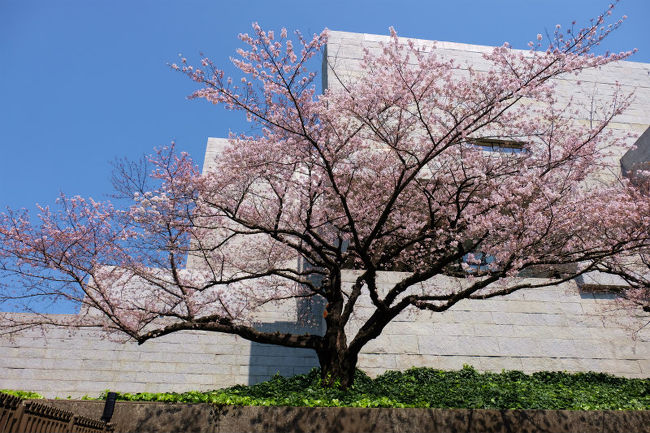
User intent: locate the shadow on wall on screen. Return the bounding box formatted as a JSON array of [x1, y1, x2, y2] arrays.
[[249, 296, 325, 385]]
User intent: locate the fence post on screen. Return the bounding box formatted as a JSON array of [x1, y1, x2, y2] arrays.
[[101, 392, 117, 424]]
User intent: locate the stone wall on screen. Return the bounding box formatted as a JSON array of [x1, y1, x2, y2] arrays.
[[344, 272, 649, 379], [43, 400, 650, 433], [1, 271, 648, 398], [0, 310, 319, 398]]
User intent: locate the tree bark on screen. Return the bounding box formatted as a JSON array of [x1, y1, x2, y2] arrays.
[[315, 269, 359, 388], [317, 346, 358, 389]]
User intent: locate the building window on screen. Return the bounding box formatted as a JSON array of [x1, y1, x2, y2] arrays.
[[575, 271, 627, 299], [467, 138, 526, 154]]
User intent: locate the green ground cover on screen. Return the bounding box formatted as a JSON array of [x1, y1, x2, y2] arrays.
[[4, 366, 648, 409], [0, 389, 44, 399], [104, 366, 649, 410]]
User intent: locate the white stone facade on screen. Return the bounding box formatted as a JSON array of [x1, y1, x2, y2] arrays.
[[1, 271, 648, 398], [1, 31, 649, 398]]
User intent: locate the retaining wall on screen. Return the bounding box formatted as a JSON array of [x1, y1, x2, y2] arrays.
[[43, 400, 650, 433]]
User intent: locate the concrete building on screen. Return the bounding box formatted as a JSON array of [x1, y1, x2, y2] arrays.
[[1, 31, 649, 398]]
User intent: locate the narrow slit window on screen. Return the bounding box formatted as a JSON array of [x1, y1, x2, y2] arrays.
[[468, 138, 526, 154]]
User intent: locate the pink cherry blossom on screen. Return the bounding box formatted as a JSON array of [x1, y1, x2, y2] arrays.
[[0, 5, 647, 388]]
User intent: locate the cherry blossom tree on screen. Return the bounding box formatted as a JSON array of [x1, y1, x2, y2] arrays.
[[1, 4, 649, 388], [596, 171, 650, 313]]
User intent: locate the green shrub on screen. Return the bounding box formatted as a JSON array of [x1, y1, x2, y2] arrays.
[[1, 389, 44, 399], [97, 366, 649, 410]]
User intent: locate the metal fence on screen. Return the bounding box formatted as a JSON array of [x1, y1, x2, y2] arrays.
[[0, 392, 112, 433]]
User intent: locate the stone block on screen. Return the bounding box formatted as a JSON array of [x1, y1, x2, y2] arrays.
[[363, 334, 419, 354], [71, 348, 122, 361], [537, 339, 578, 358], [503, 300, 583, 315], [565, 314, 608, 328], [520, 357, 565, 373], [200, 341, 249, 355], [419, 335, 500, 357], [108, 371, 141, 382], [358, 354, 397, 369], [473, 324, 517, 338], [1, 347, 46, 359], [572, 340, 616, 359], [492, 312, 568, 327], [433, 356, 481, 371], [185, 362, 233, 375], [183, 373, 224, 385], [41, 358, 84, 370], [247, 365, 270, 376], [81, 359, 118, 371], [434, 310, 494, 324], [134, 371, 182, 384], [478, 356, 524, 372], [46, 369, 105, 382], [137, 351, 175, 363], [509, 325, 567, 339], [597, 359, 642, 375], [0, 356, 44, 369], [429, 322, 476, 336], [395, 354, 439, 369], [498, 338, 544, 357], [352, 367, 381, 378], [8, 336, 51, 349]]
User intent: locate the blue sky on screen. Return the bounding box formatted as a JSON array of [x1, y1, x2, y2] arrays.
[[0, 0, 648, 312], [1, 0, 649, 211]]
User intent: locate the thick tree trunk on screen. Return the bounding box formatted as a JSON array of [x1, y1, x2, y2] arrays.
[[317, 347, 358, 389], [316, 269, 359, 388]]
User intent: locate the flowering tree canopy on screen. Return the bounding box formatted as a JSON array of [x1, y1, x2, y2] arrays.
[[1, 4, 648, 387], [596, 171, 650, 313]]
